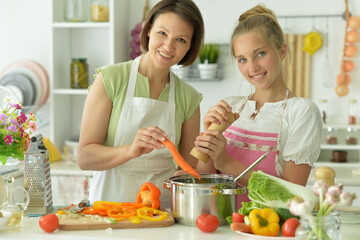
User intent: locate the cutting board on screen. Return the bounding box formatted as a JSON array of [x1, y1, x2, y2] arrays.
[[58, 210, 175, 231]]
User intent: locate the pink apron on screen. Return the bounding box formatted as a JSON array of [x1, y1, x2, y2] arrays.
[[223, 90, 289, 208]]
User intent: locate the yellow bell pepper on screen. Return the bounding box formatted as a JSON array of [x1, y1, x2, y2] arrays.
[[136, 207, 167, 222], [248, 208, 280, 236]]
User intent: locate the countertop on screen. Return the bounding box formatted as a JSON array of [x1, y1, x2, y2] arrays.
[[50, 160, 360, 186], [3, 160, 360, 186], [0, 216, 358, 240]]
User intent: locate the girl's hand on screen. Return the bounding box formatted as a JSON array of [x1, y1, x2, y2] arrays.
[[204, 100, 238, 130], [194, 130, 229, 171], [128, 126, 167, 158]]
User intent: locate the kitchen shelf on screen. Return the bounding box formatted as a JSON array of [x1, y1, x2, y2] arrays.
[[321, 144, 360, 150], [53, 89, 89, 95], [52, 22, 110, 28], [319, 125, 360, 166], [49, 0, 129, 151], [182, 44, 229, 82]]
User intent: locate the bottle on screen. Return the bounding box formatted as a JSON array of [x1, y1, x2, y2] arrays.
[[318, 99, 328, 124], [90, 0, 109, 22], [71, 58, 89, 89], [326, 127, 337, 144], [64, 0, 87, 22], [348, 99, 358, 125], [346, 127, 358, 145]]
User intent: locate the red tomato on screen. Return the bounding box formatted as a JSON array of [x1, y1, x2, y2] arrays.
[[39, 214, 59, 233], [282, 218, 300, 237], [232, 212, 245, 223], [196, 214, 219, 233]]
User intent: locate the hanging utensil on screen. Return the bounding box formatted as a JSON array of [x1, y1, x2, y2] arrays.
[[322, 16, 334, 88]]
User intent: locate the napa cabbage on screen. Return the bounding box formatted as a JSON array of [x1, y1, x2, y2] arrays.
[[247, 170, 318, 209]]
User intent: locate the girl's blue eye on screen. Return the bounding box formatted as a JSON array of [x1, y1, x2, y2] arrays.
[[238, 58, 246, 63], [257, 51, 266, 57], [159, 31, 166, 36]]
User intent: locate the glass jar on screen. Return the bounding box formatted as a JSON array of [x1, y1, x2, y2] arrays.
[[346, 127, 358, 144], [71, 58, 88, 89], [348, 99, 358, 125], [64, 0, 87, 22], [318, 99, 328, 124], [326, 127, 337, 144], [295, 212, 341, 240], [90, 0, 109, 22]]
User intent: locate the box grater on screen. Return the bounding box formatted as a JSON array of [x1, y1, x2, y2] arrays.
[[24, 134, 54, 215]]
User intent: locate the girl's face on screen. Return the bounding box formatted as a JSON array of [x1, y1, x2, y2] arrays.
[[233, 31, 286, 90], [148, 12, 193, 70]]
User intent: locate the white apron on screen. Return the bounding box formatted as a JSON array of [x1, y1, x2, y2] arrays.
[[89, 56, 177, 208]]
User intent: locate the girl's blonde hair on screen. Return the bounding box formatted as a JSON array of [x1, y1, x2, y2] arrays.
[[230, 4, 290, 79], [230, 4, 285, 58]]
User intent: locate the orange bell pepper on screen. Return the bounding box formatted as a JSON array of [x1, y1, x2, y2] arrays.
[[136, 182, 161, 209]]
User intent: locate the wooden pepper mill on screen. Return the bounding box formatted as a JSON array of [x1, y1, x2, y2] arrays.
[[314, 166, 336, 186], [190, 111, 235, 163]]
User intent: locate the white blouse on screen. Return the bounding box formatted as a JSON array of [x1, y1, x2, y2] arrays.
[[224, 96, 323, 176]]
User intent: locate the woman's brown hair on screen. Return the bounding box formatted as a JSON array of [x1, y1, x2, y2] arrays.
[[140, 0, 204, 66]]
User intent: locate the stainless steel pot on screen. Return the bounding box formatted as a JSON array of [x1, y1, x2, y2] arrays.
[[163, 174, 246, 226]]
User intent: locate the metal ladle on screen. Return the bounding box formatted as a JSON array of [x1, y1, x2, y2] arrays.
[[217, 150, 271, 190]]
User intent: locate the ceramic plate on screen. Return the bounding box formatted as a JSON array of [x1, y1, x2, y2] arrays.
[[1, 59, 49, 104], [0, 72, 35, 106], [1, 67, 41, 106], [0, 86, 20, 109], [235, 231, 296, 240]]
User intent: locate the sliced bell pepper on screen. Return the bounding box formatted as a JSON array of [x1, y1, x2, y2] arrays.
[[80, 207, 108, 216], [93, 201, 145, 211], [107, 206, 136, 218], [136, 207, 167, 222], [136, 182, 161, 209], [248, 208, 280, 237], [128, 216, 142, 224]]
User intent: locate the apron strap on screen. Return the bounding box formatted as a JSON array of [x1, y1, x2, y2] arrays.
[[124, 56, 176, 143]]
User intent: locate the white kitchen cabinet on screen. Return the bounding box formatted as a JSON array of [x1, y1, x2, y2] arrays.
[[317, 124, 360, 167], [50, 0, 129, 150]]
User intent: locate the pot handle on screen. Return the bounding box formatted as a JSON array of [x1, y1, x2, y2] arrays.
[[163, 180, 171, 190]]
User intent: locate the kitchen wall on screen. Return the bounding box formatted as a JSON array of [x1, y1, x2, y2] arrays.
[[1, 0, 360, 131]]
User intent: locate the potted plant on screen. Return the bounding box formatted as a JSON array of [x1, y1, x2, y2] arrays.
[[198, 43, 219, 79]]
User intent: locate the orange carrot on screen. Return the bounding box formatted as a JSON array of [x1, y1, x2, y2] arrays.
[[160, 138, 201, 180]]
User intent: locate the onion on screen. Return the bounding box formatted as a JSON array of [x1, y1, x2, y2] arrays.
[[336, 73, 351, 85], [335, 84, 349, 97], [346, 30, 359, 43], [348, 16, 360, 29], [342, 60, 355, 72], [345, 44, 358, 57]]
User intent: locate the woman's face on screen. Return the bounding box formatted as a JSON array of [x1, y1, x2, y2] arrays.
[[233, 31, 286, 90], [147, 12, 193, 70]]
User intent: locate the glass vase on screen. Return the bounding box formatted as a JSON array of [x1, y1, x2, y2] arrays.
[[295, 212, 341, 240]]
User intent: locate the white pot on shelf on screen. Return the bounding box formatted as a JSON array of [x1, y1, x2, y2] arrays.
[[171, 64, 188, 79], [198, 63, 217, 80]]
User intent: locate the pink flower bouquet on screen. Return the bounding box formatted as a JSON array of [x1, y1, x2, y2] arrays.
[[0, 100, 37, 165]]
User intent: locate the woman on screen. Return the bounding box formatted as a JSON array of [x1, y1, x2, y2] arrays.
[[194, 5, 322, 205], [77, 0, 204, 208]]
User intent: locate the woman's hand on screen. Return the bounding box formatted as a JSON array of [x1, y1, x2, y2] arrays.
[[128, 126, 168, 158], [204, 100, 239, 130], [194, 129, 230, 171]]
